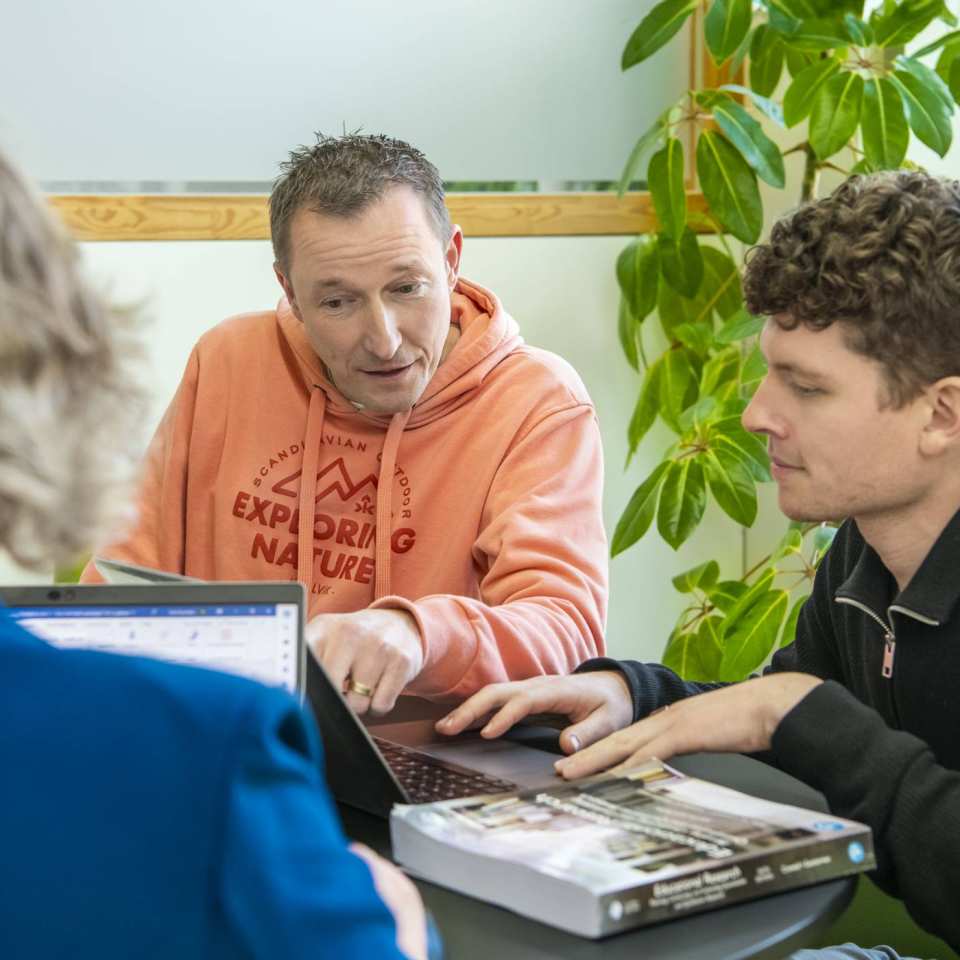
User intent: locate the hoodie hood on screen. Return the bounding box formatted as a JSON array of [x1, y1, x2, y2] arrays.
[[275, 277, 524, 600]]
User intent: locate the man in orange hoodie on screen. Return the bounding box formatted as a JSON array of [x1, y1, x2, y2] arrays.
[[84, 133, 607, 715]]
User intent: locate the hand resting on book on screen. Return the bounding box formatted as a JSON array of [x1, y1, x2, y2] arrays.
[[553, 673, 823, 780]]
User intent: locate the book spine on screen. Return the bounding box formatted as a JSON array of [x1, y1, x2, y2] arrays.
[[596, 830, 875, 936]]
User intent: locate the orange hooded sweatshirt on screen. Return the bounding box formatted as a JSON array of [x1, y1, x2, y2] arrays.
[[83, 279, 607, 699]]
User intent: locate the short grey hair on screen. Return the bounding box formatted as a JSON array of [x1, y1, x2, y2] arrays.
[[0, 151, 147, 569], [269, 132, 451, 270]]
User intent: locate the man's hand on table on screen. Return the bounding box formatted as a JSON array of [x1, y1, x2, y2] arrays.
[[308, 608, 423, 716], [552, 673, 823, 780], [435, 671, 635, 755]]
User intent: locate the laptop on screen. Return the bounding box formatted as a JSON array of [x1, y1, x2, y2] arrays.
[[0, 582, 305, 698], [306, 653, 563, 817], [2, 581, 562, 818]]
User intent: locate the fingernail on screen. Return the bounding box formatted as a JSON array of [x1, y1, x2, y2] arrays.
[[568, 735, 581, 753]]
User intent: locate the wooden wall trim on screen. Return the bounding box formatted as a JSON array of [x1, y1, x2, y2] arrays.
[[49, 191, 711, 242]]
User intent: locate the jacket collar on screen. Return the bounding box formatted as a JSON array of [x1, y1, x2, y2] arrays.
[[835, 508, 960, 626]]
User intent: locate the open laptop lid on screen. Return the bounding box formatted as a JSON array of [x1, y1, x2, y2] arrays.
[[0, 582, 306, 698]]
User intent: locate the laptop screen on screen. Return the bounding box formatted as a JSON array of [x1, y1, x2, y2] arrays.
[[8, 598, 300, 694]]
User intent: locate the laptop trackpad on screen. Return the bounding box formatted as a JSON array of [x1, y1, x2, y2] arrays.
[[420, 737, 561, 788], [368, 718, 562, 789]]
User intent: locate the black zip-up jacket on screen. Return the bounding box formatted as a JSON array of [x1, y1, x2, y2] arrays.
[[579, 512, 960, 949]]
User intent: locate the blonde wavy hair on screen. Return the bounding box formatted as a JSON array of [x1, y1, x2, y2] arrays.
[[0, 152, 147, 569]]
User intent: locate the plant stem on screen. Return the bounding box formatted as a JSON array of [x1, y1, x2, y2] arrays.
[[800, 142, 820, 202]]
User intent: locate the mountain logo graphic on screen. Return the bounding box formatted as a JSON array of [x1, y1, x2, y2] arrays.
[[271, 458, 379, 502]]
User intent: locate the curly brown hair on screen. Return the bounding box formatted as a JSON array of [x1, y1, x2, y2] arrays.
[[742, 170, 960, 407]]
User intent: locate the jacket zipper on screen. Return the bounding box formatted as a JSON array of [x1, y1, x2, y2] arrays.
[[834, 596, 897, 678]]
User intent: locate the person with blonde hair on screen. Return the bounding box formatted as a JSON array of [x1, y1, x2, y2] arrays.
[[0, 149, 431, 959]]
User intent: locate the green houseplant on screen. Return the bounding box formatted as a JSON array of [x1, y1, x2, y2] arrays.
[[613, 0, 960, 681]]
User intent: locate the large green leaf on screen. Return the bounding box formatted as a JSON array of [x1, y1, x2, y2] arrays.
[[896, 55, 956, 111], [627, 358, 663, 462], [657, 458, 707, 549], [705, 0, 753, 64], [749, 25, 785, 97], [715, 306, 764, 343], [623, 0, 700, 69], [616, 237, 659, 323], [611, 461, 670, 556], [711, 96, 785, 188], [704, 447, 758, 525], [871, 0, 947, 46], [659, 348, 698, 432], [783, 57, 841, 127], [672, 559, 721, 593], [809, 72, 864, 159], [696, 131, 763, 243], [617, 298, 640, 371], [658, 228, 704, 298], [648, 138, 687, 239], [662, 617, 724, 680], [720, 588, 790, 679], [890, 68, 954, 156], [861, 77, 909, 170]]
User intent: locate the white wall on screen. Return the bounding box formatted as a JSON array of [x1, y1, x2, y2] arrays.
[[2, 0, 681, 187]]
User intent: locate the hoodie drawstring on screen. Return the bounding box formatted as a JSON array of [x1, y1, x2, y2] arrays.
[[297, 387, 409, 603], [297, 387, 326, 596], [375, 410, 411, 600]]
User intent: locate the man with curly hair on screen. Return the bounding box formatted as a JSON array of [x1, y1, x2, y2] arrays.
[[439, 171, 960, 957]]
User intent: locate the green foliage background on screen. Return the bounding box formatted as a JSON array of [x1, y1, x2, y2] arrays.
[[615, 0, 960, 680]]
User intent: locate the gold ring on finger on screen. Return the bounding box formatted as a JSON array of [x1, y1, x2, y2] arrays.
[[347, 678, 375, 698]]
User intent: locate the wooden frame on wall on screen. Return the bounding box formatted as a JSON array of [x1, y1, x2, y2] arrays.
[[49, 21, 711, 242]]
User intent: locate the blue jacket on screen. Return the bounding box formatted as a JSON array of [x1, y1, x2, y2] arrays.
[[0, 610, 405, 958]]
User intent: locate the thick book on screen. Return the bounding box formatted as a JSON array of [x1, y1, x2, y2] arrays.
[[390, 759, 875, 938]]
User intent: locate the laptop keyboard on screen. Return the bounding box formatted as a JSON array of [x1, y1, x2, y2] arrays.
[[373, 737, 517, 803]]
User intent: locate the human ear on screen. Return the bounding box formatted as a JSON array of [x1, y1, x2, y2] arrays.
[[444, 226, 463, 290], [919, 378, 960, 456], [273, 262, 304, 322]]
